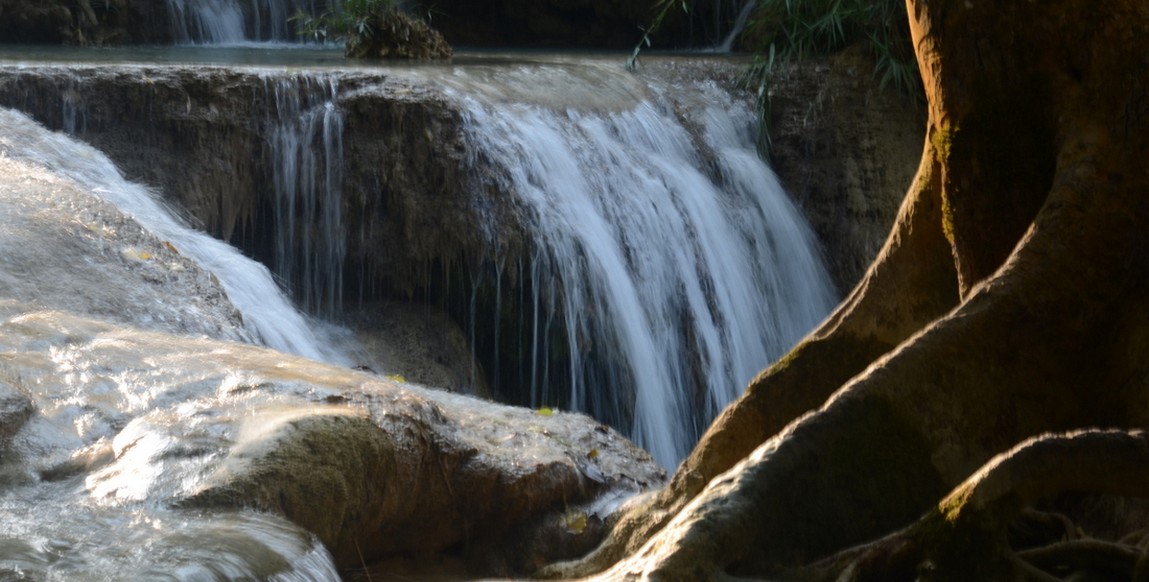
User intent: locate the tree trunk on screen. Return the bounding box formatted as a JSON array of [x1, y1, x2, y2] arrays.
[[541, 0, 1149, 578]]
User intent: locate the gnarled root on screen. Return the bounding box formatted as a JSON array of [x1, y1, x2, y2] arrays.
[[790, 430, 1149, 581]]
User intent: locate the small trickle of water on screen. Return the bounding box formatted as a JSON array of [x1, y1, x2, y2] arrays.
[[0, 108, 351, 365], [717, 0, 757, 52], [456, 82, 836, 468], [266, 75, 346, 318]]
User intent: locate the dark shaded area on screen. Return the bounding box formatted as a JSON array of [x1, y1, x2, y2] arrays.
[[0, 0, 758, 50]]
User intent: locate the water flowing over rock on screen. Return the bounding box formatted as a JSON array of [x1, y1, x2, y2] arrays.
[[0, 153, 249, 343], [0, 47, 926, 578], [0, 121, 663, 575], [0, 299, 663, 577], [442, 66, 836, 467], [0, 55, 840, 468], [0, 107, 353, 365], [267, 76, 346, 317]]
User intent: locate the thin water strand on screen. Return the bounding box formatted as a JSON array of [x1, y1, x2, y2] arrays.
[[267, 75, 346, 317]]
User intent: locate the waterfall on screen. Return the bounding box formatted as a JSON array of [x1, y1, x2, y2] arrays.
[[0, 107, 351, 365], [165, 0, 335, 45], [456, 84, 836, 468], [717, 0, 757, 52], [266, 76, 346, 317]]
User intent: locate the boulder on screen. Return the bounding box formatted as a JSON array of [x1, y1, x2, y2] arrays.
[[5, 305, 663, 575]]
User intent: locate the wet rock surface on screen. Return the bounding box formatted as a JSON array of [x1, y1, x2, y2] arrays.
[[1, 302, 664, 575], [0, 140, 664, 576], [0, 155, 250, 342], [765, 48, 926, 293]]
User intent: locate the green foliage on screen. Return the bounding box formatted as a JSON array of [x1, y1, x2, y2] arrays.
[[624, 1, 918, 157], [291, 0, 398, 43], [741, 0, 920, 158], [627, 0, 689, 71], [744, 0, 918, 94]]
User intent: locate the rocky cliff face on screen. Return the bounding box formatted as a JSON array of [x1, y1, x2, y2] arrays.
[[0, 0, 169, 45], [767, 48, 926, 293]]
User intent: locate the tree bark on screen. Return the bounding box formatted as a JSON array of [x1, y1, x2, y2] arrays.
[[542, 0, 1149, 578]]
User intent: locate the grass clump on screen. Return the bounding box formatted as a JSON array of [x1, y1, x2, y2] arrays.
[[745, 0, 919, 95], [740, 0, 920, 157]]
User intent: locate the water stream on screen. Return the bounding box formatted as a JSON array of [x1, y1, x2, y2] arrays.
[[444, 68, 835, 467], [0, 108, 351, 366], [0, 50, 836, 468]]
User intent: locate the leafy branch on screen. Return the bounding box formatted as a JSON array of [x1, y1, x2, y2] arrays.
[[627, 0, 690, 71], [291, 0, 398, 43]]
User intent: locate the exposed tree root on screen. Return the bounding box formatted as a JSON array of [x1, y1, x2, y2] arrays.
[[538, 1, 1149, 579], [787, 431, 1149, 581]]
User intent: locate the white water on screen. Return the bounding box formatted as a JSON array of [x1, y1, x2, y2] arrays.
[[266, 76, 346, 317], [0, 108, 351, 365], [166, 0, 334, 45], [455, 81, 836, 468]]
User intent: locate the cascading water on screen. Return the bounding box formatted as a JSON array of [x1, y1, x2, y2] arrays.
[[0, 53, 836, 470], [0, 108, 351, 365], [166, 0, 336, 45], [266, 76, 346, 318], [451, 78, 837, 469]]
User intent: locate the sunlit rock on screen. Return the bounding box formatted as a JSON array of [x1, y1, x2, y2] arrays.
[[3, 305, 663, 575]]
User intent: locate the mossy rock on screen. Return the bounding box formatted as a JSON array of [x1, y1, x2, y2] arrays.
[[346, 9, 452, 60]]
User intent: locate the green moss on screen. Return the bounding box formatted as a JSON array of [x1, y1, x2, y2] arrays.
[[930, 122, 955, 163], [939, 189, 957, 247], [937, 483, 972, 524], [767, 340, 807, 375]]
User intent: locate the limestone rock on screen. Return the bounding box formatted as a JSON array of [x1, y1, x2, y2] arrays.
[[765, 47, 926, 294], [0, 305, 666, 574], [0, 154, 250, 342]]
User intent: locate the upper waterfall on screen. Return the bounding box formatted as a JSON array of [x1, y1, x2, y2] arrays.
[[166, 0, 337, 44]]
